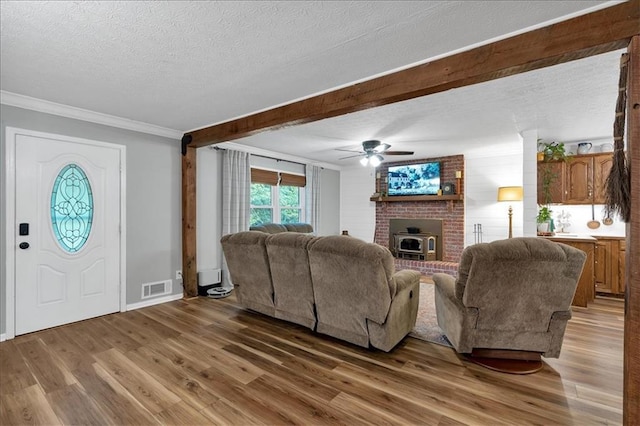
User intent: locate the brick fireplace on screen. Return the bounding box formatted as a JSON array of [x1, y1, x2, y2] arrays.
[[374, 155, 464, 276]]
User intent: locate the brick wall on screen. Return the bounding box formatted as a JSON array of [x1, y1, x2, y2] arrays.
[[374, 155, 465, 272]]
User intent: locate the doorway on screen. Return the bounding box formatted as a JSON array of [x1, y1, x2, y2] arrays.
[[4, 127, 126, 338]]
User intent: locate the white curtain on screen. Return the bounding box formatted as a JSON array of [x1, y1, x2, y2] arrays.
[[221, 149, 251, 289], [305, 165, 322, 233]]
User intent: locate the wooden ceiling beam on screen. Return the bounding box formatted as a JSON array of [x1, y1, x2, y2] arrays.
[[184, 0, 639, 147]]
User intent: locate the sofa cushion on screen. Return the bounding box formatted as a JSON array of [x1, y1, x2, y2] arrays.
[[284, 223, 314, 233], [250, 223, 289, 233], [265, 232, 317, 329], [308, 236, 396, 347], [220, 231, 275, 316]]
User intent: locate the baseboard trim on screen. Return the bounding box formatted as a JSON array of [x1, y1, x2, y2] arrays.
[[126, 293, 183, 311], [0, 333, 6, 342]]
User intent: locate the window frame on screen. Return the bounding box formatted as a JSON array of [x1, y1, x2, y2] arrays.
[[250, 169, 306, 227]]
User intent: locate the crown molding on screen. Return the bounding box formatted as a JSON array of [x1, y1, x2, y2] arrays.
[[0, 91, 183, 139]]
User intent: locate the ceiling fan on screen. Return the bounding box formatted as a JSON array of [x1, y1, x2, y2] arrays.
[[338, 140, 414, 166]]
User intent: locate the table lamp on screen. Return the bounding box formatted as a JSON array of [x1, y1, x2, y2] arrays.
[[497, 186, 524, 238]]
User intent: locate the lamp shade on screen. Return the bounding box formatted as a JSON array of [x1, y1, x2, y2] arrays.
[[497, 186, 523, 202]]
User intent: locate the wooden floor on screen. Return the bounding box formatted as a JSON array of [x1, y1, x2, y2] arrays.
[[0, 293, 624, 425]]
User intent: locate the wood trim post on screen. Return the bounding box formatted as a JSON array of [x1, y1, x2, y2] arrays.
[[624, 34, 640, 426], [181, 136, 198, 297]]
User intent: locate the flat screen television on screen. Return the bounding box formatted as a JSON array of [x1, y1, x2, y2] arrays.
[[387, 162, 441, 196]]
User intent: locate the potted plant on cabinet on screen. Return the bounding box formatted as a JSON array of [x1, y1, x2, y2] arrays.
[[536, 205, 553, 234], [537, 141, 568, 234], [540, 141, 567, 162]]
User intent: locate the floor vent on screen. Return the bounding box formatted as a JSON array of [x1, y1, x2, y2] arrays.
[[141, 280, 172, 299]]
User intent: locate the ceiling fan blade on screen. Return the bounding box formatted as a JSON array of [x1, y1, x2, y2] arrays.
[[373, 143, 391, 153], [384, 151, 415, 156], [339, 154, 366, 160], [335, 148, 364, 153]]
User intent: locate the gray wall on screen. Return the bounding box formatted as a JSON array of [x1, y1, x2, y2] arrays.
[[1, 105, 183, 335]]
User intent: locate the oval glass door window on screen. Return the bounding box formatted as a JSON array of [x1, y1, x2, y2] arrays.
[[50, 164, 94, 253]]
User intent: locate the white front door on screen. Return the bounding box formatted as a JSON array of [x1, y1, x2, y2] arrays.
[[12, 130, 123, 335]]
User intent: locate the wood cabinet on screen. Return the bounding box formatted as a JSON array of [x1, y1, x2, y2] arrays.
[[593, 155, 613, 204], [564, 157, 593, 204], [547, 237, 595, 307], [537, 161, 565, 204], [537, 153, 613, 205], [619, 239, 626, 294], [595, 236, 626, 296], [594, 239, 612, 293]]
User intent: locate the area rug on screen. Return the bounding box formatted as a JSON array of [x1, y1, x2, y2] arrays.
[[409, 282, 452, 347]]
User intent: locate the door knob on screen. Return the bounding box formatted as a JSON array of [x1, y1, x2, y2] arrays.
[[19, 242, 29, 249]]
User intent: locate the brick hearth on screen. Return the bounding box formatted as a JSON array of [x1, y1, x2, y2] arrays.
[[374, 155, 464, 276]]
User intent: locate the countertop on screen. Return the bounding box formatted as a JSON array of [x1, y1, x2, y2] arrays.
[[543, 234, 597, 242]]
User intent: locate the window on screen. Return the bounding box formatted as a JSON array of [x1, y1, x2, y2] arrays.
[[50, 163, 94, 253], [250, 168, 305, 227]]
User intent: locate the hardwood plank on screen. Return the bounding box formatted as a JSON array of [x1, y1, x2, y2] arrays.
[[154, 401, 212, 426], [94, 348, 181, 414], [72, 362, 160, 425], [37, 328, 95, 373], [329, 392, 410, 426], [193, 370, 302, 425], [0, 340, 37, 395], [223, 343, 340, 403], [45, 384, 108, 426], [15, 339, 71, 394], [200, 397, 266, 425], [0, 384, 60, 425], [124, 344, 218, 410], [0, 295, 625, 425], [240, 374, 364, 426], [101, 310, 180, 347], [57, 320, 113, 354], [87, 316, 142, 353]]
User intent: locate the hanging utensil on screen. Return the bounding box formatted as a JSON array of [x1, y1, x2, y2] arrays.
[[603, 209, 614, 226], [587, 201, 601, 229]]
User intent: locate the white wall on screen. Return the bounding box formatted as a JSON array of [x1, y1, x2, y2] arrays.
[[340, 166, 376, 242], [196, 147, 223, 272], [318, 168, 341, 236], [464, 136, 524, 246]]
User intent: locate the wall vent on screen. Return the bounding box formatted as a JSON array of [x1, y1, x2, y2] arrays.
[[141, 279, 172, 299]]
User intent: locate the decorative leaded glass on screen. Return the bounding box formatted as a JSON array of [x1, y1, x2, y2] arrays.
[[50, 164, 94, 252]]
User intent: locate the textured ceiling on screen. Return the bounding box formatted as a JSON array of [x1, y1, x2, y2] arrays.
[[0, 1, 620, 166], [233, 48, 623, 166]]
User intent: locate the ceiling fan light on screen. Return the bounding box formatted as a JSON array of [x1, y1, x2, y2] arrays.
[[360, 157, 369, 166], [374, 143, 391, 153], [370, 155, 383, 167]]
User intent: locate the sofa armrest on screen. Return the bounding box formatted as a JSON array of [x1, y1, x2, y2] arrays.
[[433, 273, 456, 299], [368, 276, 420, 351], [393, 269, 422, 295]]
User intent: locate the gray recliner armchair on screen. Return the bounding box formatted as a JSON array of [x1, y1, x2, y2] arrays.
[[433, 237, 586, 370]]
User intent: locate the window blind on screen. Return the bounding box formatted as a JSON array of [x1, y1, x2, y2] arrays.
[[250, 168, 306, 187], [280, 172, 306, 187], [251, 168, 279, 185]]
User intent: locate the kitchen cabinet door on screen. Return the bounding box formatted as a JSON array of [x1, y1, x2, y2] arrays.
[[565, 157, 593, 204], [593, 154, 613, 204], [537, 161, 565, 204]]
